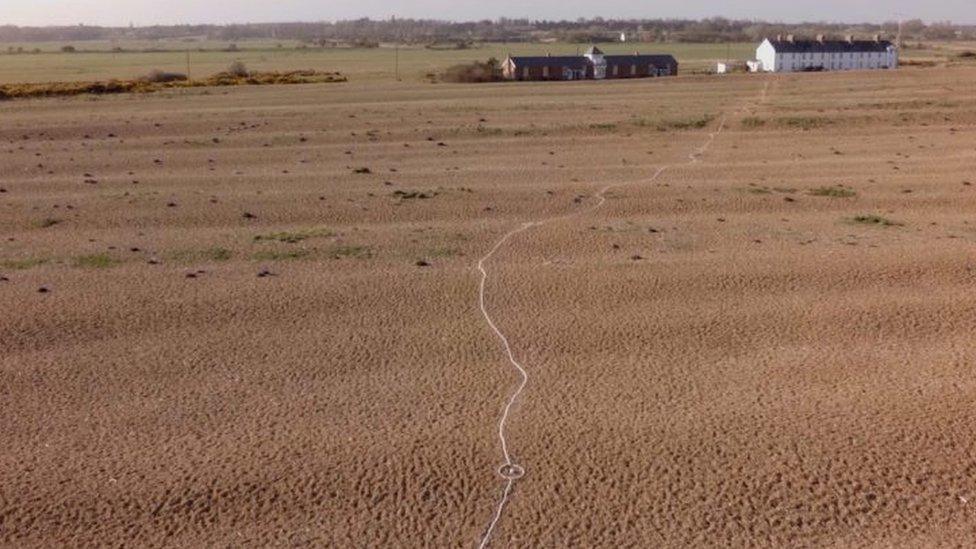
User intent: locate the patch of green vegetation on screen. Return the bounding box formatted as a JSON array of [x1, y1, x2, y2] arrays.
[[427, 247, 461, 258], [741, 185, 795, 195], [850, 215, 902, 227], [588, 122, 618, 131], [512, 129, 544, 137], [0, 70, 346, 101], [73, 253, 120, 268], [657, 114, 715, 131], [330, 245, 372, 259], [777, 116, 832, 130], [741, 116, 766, 128], [254, 227, 335, 244], [475, 126, 503, 135], [859, 99, 959, 110], [0, 257, 48, 270], [168, 247, 233, 263], [251, 249, 311, 261], [33, 217, 61, 228], [809, 186, 857, 198]]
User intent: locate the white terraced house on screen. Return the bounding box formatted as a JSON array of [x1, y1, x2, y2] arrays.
[[755, 35, 898, 73]]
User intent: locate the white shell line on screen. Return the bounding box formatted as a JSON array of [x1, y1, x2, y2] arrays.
[[475, 80, 769, 548]]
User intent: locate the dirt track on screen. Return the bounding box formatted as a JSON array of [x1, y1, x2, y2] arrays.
[[4, 68, 976, 546]]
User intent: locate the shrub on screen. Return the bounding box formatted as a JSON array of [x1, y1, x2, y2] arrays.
[[900, 59, 937, 67], [61, 45, 76, 53], [0, 70, 346, 101], [168, 247, 233, 262], [227, 60, 249, 77], [777, 116, 832, 130], [741, 116, 766, 128], [809, 186, 856, 198], [351, 39, 380, 48], [330, 245, 371, 259], [441, 58, 502, 83], [254, 227, 335, 243], [73, 254, 120, 268], [143, 69, 188, 83], [851, 215, 901, 226], [0, 257, 48, 270], [252, 249, 310, 261], [392, 190, 437, 200], [33, 217, 61, 228], [657, 114, 715, 131]]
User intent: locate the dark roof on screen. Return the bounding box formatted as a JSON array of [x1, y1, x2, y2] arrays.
[[507, 56, 590, 69], [507, 54, 677, 68], [767, 39, 894, 53], [604, 54, 677, 66], [585, 46, 604, 55]]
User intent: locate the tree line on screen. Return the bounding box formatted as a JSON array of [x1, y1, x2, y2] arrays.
[[0, 17, 972, 45]]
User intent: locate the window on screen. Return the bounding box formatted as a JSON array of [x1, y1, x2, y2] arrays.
[[542, 66, 549, 78], [630, 64, 636, 76], [522, 67, 529, 79]]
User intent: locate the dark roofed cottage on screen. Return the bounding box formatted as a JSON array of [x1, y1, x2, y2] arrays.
[[501, 47, 678, 81]]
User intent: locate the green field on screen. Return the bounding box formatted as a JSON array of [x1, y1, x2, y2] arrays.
[[0, 41, 756, 84], [0, 39, 966, 85]]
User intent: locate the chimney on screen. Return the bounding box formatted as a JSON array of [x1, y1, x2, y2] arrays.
[[546, 51, 551, 57], [874, 33, 882, 43], [786, 34, 795, 43], [776, 34, 783, 42], [633, 50, 639, 55], [845, 35, 854, 43], [816, 34, 825, 43]]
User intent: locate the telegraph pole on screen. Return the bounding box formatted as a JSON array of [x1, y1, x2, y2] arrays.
[[394, 43, 400, 81], [186, 50, 191, 81]]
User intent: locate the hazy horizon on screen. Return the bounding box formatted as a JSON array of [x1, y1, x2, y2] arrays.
[[5, 0, 975, 28]]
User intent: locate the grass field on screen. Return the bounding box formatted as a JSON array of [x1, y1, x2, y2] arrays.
[[21, 39, 976, 84], [4, 55, 976, 545], [0, 40, 763, 83]]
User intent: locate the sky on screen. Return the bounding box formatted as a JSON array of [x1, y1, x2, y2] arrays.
[[5, 0, 974, 27]]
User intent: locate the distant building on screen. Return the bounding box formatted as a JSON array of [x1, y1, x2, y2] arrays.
[[754, 35, 898, 73], [716, 61, 748, 74], [501, 47, 678, 81]]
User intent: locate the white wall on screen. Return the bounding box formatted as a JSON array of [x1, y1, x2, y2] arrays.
[[756, 39, 776, 72], [759, 40, 900, 73], [585, 52, 607, 79]]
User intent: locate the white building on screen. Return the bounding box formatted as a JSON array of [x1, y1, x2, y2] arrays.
[[585, 46, 607, 79], [755, 35, 898, 73]]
